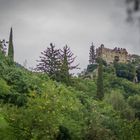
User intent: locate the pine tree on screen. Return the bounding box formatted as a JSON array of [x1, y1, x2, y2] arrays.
[[37, 43, 61, 80], [8, 28, 14, 61], [89, 43, 96, 64], [96, 58, 104, 100], [60, 45, 78, 84]]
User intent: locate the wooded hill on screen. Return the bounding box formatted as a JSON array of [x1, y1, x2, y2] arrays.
[[0, 30, 140, 140]]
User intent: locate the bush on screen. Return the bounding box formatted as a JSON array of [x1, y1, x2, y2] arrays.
[[0, 79, 10, 100], [104, 90, 135, 120], [128, 95, 140, 119], [114, 63, 136, 81]]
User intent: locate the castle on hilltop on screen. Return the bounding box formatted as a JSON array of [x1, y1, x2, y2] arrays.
[[90, 44, 133, 64]]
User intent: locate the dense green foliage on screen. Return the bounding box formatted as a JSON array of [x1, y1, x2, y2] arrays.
[[114, 62, 136, 81], [96, 59, 104, 100], [0, 49, 140, 140]]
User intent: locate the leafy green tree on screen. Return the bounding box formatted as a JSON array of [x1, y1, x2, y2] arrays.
[[114, 63, 136, 81], [0, 79, 10, 99], [104, 65, 115, 75], [84, 101, 122, 140], [104, 90, 127, 111], [96, 58, 104, 100], [128, 95, 140, 119], [104, 90, 135, 120], [5, 67, 30, 93], [8, 28, 14, 61], [1, 80, 86, 140], [37, 43, 61, 80]]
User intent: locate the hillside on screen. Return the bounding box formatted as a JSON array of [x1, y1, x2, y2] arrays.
[[0, 48, 140, 140]]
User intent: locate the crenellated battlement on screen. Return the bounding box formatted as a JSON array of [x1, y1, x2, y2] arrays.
[[96, 44, 129, 64]]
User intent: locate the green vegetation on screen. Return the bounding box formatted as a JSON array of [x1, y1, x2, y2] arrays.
[[0, 54, 140, 140], [114, 62, 136, 81], [96, 58, 104, 100], [1, 31, 140, 139], [37, 44, 78, 85]]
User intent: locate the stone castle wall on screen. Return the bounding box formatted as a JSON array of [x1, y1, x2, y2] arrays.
[[96, 44, 128, 64]]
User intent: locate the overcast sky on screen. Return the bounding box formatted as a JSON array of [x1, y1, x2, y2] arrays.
[[0, 0, 140, 72]]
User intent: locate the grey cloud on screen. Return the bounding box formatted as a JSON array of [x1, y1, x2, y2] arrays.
[[0, 0, 139, 72]]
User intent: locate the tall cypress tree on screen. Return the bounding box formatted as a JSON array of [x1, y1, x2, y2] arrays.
[[96, 58, 104, 100], [8, 27, 14, 61]]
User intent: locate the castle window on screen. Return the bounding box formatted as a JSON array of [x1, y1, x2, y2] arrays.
[[114, 56, 119, 62]]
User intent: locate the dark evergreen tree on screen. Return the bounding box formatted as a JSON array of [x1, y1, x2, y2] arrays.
[[96, 58, 104, 100], [89, 43, 96, 64], [36, 43, 61, 80], [8, 28, 14, 61], [60, 45, 78, 84]]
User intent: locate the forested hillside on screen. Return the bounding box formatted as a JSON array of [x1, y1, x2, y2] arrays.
[[0, 39, 140, 140], [1, 0, 140, 139]]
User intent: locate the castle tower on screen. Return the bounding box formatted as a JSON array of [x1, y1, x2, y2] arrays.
[[96, 45, 128, 64]]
